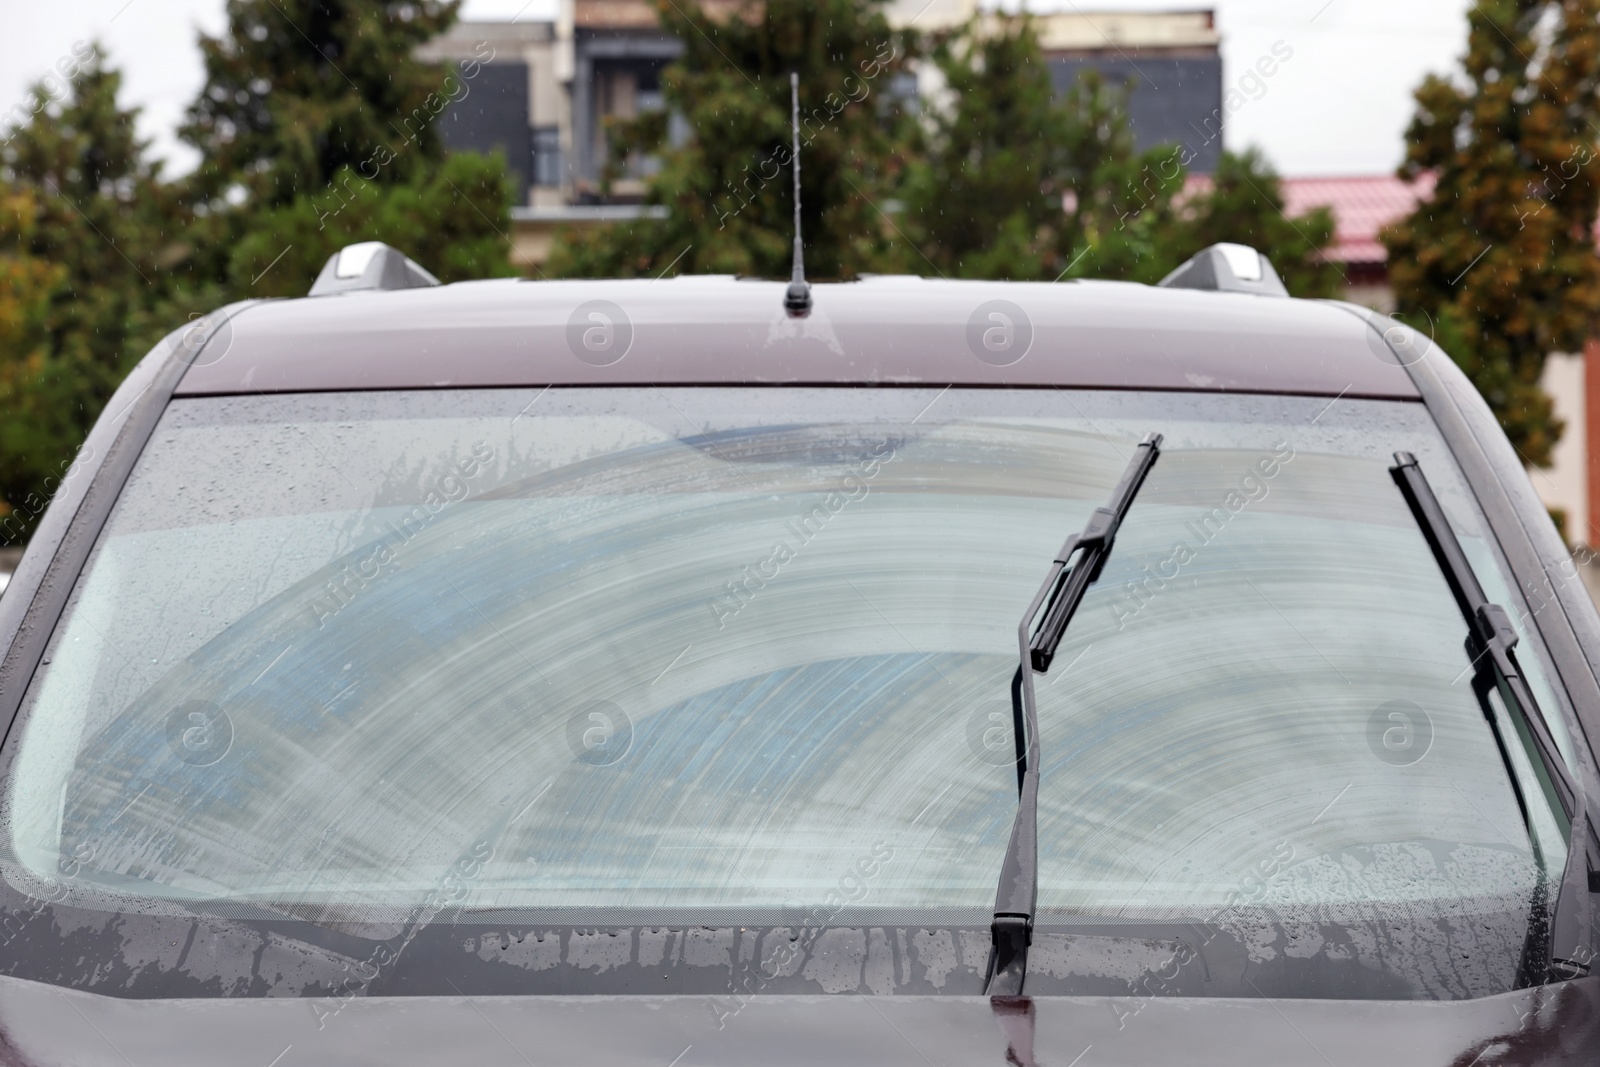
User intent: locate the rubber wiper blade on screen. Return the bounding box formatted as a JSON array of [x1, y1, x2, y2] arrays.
[[984, 432, 1162, 997], [1030, 433, 1163, 672], [1390, 452, 1595, 983]]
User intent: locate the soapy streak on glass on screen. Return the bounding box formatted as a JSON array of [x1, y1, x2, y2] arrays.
[[0, 389, 1563, 943]]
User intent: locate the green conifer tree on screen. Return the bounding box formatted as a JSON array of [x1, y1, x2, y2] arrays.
[[546, 0, 917, 279], [182, 0, 515, 296], [0, 189, 67, 542], [0, 53, 185, 542], [182, 0, 465, 206], [1383, 0, 1600, 466], [899, 15, 1071, 278], [900, 16, 1334, 292]]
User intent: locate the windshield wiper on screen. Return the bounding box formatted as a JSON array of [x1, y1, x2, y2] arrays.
[[1391, 452, 1596, 982], [984, 432, 1162, 996]]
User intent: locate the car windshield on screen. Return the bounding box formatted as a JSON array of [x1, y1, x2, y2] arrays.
[[0, 387, 1576, 1000]]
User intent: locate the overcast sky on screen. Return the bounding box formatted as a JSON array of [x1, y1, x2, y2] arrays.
[[1, 0, 1472, 178]]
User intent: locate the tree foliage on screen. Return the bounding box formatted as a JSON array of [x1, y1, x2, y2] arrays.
[[0, 4, 515, 540], [897, 15, 1077, 278], [182, 0, 464, 206], [0, 53, 199, 542], [898, 18, 1208, 284], [1051, 69, 1189, 284], [229, 154, 517, 297], [0, 189, 67, 539], [897, 16, 1338, 293], [1177, 148, 1341, 297], [1383, 0, 1600, 466], [185, 0, 514, 296], [547, 0, 917, 280]]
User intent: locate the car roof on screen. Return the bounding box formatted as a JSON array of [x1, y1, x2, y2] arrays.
[[174, 275, 1420, 400]]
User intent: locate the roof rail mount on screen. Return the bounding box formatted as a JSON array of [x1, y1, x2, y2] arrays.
[[1158, 242, 1288, 298], [309, 241, 440, 297]]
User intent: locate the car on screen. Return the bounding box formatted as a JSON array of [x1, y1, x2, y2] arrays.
[[0, 238, 1594, 1065]]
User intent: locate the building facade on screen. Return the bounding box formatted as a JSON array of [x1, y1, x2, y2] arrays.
[[417, 3, 1225, 263], [1036, 11, 1223, 173]]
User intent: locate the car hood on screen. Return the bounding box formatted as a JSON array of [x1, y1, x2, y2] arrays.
[[0, 977, 1593, 1066]]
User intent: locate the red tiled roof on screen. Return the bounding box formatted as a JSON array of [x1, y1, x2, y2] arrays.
[[1178, 173, 1433, 265], [1281, 174, 1435, 264]]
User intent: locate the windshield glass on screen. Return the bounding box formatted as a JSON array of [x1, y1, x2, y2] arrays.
[[0, 387, 1574, 1001]]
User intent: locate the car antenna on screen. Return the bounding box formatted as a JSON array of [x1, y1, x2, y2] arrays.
[[783, 71, 812, 318]]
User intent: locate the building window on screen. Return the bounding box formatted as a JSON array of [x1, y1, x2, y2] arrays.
[[532, 126, 563, 187]]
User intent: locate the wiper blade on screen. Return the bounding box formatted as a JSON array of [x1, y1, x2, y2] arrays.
[[1390, 452, 1596, 983], [1030, 435, 1164, 671], [984, 432, 1162, 996]]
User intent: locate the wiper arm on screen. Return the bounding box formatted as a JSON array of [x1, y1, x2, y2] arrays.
[[984, 432, 1162, 996], [1390, 452, 1596, 982]]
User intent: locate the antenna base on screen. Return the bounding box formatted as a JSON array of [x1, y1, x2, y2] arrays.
[[784, 280, 812, 318]]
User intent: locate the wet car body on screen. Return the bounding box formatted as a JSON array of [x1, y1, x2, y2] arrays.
[[0, 267, 1597, 1064]]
